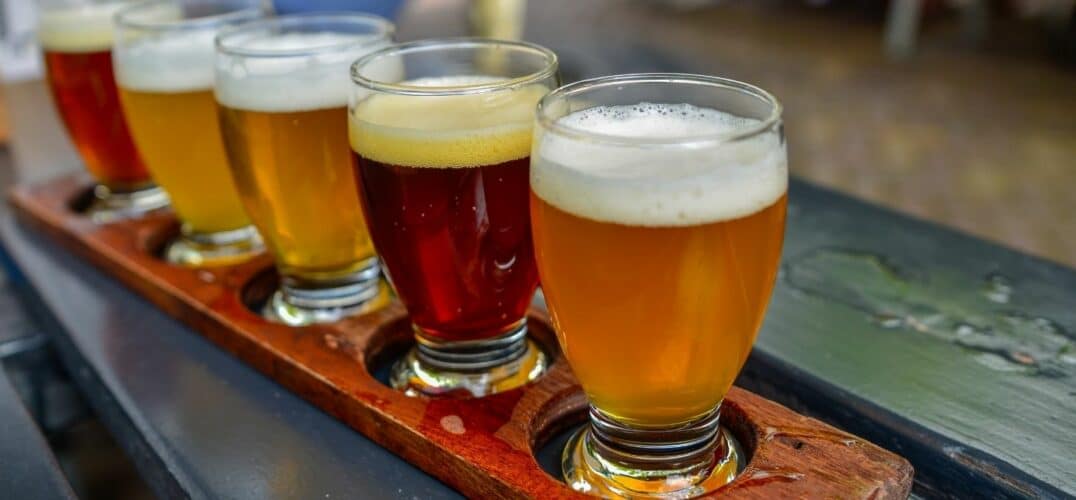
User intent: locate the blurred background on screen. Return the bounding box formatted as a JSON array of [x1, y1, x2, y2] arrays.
[[0, 0, 1073, 497], [3, 0, 1074, 269]]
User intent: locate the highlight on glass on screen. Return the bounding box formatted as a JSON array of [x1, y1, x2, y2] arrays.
[[530, 74, 787, 497], [38, 0, 169, 222], [349, 39, 559, 397], [113, 0, 266, 266], [215, 13, 395, 325]]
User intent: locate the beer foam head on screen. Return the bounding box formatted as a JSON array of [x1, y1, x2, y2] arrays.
[[38, 2, 133, 53], [215, 32, 390, 112], [349, 76, 548, 168], [532, 103, 787, 227], [114, 27, 218, 93]]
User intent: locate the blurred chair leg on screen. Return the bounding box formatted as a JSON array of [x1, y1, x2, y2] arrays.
[[885, 0, 924, 59]]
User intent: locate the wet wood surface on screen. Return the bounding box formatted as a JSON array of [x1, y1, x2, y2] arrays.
[[8, 173, 913, 498]]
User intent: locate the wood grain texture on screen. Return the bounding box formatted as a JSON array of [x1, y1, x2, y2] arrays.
[[8, 173, 913, 499]]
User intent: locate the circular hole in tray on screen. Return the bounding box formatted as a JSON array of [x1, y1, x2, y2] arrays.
[[66, 185, 97, 215], [138, 220, 181, 261], [240, 267, 280, 316], [364, 316, 416, 387]]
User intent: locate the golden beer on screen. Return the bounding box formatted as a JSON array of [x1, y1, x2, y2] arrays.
[[114, 1, 265, 265], [531, 76, 787, 498], [215, 17, 393, 324], [219, 106, 373, 277], [120, 88, 249, 233]]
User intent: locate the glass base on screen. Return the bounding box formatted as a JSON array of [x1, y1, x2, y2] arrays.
[[562, 407, 739, 498], [85, 184, 170, 223], [262, 261, 389, 326], [390, 322, 547, 398], [163, 225, 263, 267]]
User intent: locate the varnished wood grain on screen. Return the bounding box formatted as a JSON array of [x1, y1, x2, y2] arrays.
[[8, 173, 913, 499]]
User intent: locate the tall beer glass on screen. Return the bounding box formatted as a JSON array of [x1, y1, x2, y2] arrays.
[[350, 39, 558, 397], [38, 0, 169, 221], [215, 14, 394, 325], [531, 74, 787, 497], [113, 0, 266, 266]]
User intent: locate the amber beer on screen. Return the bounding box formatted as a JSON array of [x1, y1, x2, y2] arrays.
[[114, 1, 264, 265], [531, 75, 787, 497], [216, 16, 393, 324], [349, 39, 559, 397], [533, 103, 787, 424], [38, 1, 166, 218]]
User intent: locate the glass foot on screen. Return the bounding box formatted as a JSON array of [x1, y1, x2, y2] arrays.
[[164, 225, 263, 267], [262, 275, 390, 326], [390, 322, 547, 398], [562, 410, 740, 498], [85, 184, 170, 223]]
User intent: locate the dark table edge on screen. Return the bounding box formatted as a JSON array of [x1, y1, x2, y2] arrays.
[[5, 254, 201, 500]]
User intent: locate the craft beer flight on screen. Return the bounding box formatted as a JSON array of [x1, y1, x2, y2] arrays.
[[37, 5, 792, 494]]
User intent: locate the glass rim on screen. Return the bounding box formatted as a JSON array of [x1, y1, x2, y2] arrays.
[[114, 0, 265, 33], [535, 73, 783, 147], [215, 12, 395, 58], [350, 37, 558, 97]]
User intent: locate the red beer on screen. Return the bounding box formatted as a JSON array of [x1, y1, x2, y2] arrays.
[[353, 154, 536, 341], [44, 50, 150, 189], [38, 1, 151, 192], [350, 39, 558, 397]]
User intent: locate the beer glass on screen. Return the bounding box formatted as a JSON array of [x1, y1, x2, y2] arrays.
[[113, 0, 266, 266], [530, 74, 787, 497], [38, 0, 169, 221], [349, 39, 558, 397], [215, 14, 394, 325]]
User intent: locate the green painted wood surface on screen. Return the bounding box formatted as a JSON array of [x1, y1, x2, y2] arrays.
[[759, 181, 1075, 494]]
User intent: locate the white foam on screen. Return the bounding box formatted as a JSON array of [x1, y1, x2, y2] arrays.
[[531, 103, 787, 227], [114, 26, 219, 93], [215, 32, 390, 112], [38, 2, 133, 53]]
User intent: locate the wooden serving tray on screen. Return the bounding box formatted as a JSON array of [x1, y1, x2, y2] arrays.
[[9, 173, 913, 499]]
